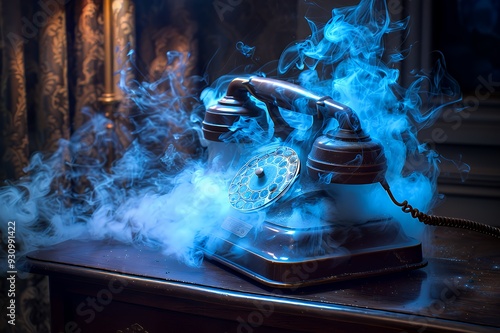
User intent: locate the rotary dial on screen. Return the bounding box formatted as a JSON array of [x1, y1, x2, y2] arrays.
[[228, 146, 300, 212]]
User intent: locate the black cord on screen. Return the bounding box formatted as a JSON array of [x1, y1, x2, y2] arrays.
[[381, 182, 500, 238]]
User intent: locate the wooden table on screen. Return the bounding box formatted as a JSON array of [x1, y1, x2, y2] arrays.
[[22, 227, 500, 333]]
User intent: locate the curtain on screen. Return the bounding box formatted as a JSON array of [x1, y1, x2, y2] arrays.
[[0, 0, 202, 330], [1, 3, 51, 331], [0, 0, 136, 332]]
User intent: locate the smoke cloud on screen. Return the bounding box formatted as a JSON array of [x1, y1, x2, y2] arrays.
[[0, 0, 462, 269]]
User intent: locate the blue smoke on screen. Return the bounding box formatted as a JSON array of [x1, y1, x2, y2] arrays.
[[0, 0, 463, 269], [274, 0, 462, 237], [236, 41, 256, 58]]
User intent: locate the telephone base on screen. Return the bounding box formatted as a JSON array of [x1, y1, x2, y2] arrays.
[[204, 218, 426, 288]]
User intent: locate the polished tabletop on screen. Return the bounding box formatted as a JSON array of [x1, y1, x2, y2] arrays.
[[23, 226, 500, 332]]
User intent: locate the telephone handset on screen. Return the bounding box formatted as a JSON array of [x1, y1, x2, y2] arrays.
[[203, 76, 500, 238], [204, 76, 363, 141]]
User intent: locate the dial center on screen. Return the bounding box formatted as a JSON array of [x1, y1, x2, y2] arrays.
[[255, 167, 265, 178]]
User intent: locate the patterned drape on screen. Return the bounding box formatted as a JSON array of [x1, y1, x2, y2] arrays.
[[0, 1, 29, 181], [0, 0, 203, 330], [38, 0, 71, 153], [0, 5, 45, 332], [0, 0, 135, 332]]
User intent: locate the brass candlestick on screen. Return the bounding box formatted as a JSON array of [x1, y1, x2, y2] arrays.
[[99, 0, 120, 169]]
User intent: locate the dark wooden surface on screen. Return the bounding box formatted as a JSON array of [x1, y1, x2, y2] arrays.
[[23, 226, 500, 333]]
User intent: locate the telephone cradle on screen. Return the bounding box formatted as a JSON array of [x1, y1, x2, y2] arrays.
[[205, 201, 426, 288]]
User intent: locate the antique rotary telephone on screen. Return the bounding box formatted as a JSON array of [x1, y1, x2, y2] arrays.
[[202, 76, 500, 287]]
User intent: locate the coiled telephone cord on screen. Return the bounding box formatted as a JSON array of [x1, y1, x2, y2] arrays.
[[382, 182, 500, 239]]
